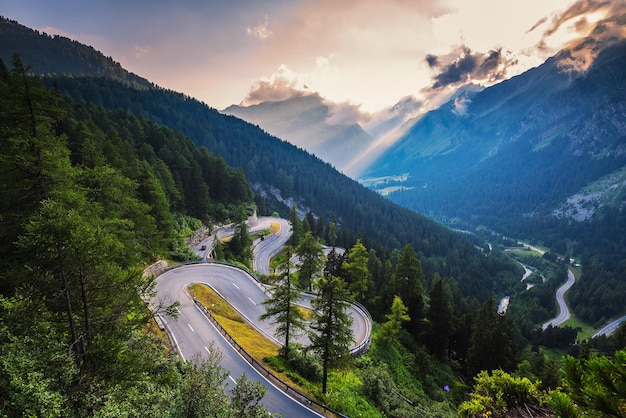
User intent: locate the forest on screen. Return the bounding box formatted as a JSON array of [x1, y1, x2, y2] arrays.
[[1, 15, 626, 416], [2, 53, 625, 417]]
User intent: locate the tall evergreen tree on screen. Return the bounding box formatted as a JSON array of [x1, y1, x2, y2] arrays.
[[380, 295, 410, 345], [287, 204, 302, 246], [467, 298, 518, 376], [295, 231, 324, 292], [389, 244, 425, 339], [323, 247, 348, 282], [259, 246, 305, 358], [309, 274, 354, 394], [425, 277, 455, 358], [344, 239, 372, 301]]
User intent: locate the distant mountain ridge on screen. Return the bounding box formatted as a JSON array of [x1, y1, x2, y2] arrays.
[[223, 94, 374, 175]]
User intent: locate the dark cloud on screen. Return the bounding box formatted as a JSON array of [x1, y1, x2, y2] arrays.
[[425, 46, 518, 90], [425, 54, 439, 68], [552, 5, 626, 74]]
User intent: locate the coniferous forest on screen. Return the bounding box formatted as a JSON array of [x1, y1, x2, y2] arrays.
[[1, 16, 626, 417]]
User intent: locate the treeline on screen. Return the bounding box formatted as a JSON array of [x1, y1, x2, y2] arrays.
[[0, 16, 152, 89]]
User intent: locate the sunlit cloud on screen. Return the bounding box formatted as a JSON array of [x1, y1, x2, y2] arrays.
[[242, 64, 310, 105], [247, 15, 273, 40]]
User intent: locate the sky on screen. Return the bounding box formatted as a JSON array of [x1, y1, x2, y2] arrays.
[[2, 0, 624, 118]]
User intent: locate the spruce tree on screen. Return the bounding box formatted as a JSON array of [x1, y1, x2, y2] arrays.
[[259, 246, 305, 358], [309, 274, 354, 394], [296, 231, 324, 292]]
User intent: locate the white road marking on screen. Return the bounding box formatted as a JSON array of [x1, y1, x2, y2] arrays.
[[229, 375, 237, 384], [232, 282, 240, 289], [187, 323, 195, 333], [248, 297, 256, 305]]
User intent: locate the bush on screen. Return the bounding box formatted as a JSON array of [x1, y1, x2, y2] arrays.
[[286, 345, 322, 383], [458, 369, 546, 417]]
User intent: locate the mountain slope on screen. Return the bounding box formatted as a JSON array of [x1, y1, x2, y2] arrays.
[[364, 38, 626, 232], [0, 16, 152, 89]]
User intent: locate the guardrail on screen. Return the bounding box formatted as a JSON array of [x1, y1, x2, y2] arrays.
[[193, 298, 349, 418], [350, 300, 372, 357]]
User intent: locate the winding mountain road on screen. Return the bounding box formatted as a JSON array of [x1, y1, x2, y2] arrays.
[[251, 217, 291, 276], [542, 269, 575, 330], [153, 217, 371, 416]]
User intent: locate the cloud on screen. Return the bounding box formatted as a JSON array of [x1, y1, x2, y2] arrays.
[[324, 100, 369, 126], [425, 54, 439, 68], [452, 95, 471, 117], [242, 64, 310, 105], [541, 0, 614, 38], [425, 45, 518, 90], [246, 15, 273, 40]]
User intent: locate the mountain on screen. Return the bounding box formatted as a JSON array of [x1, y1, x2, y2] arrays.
[[223, 94, 374, 176], [362, 30, 626, 323], [0, 16, 152, 89], [0, 16, 520, 306], [364, 36, 626, 233]]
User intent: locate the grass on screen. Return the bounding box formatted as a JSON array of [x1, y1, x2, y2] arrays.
[[188, 284, 315, 396], [297, 305, 314, 321], [269, 222, 280, 234], [539, 346, 570, 364], [189, 284, 278, 360], [561, 315, 595, 341]]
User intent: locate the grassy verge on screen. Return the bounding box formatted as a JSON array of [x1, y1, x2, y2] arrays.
[[188, 284, 312, 395], [269, 222, 280, 234]]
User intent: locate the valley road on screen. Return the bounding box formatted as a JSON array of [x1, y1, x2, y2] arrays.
[[542, 269, 575, 330]]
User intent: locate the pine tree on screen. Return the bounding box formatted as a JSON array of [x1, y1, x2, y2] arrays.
[[389, 244, 424, 339], [380, 295, 410, 344], [296, 231, 324, 292], [259, 246, 305, 358], [287, 204, 302, 246], [309, 274, 354, 394], [344, 239, 372, 301], [425, 277, 454, 358], [466, 298, 518, 376]]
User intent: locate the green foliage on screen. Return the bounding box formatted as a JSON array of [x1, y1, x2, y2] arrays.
[[259, 246, 306, 357], [388, 244, 425, 338], [231, 373, 270, 418], [309, 275, 354, 394], [344, 239, 373, 301], [458, 370, 546, 418], [295, 231, 324, 291], [557, 350, 626, 417], [380, 295, 410, 344], [425, 278, 455, 358], [467, 298, 519, 377]]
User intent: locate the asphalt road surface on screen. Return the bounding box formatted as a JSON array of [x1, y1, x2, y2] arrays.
[[542, 269, 575, 330], [154, 264, 325, 417]]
